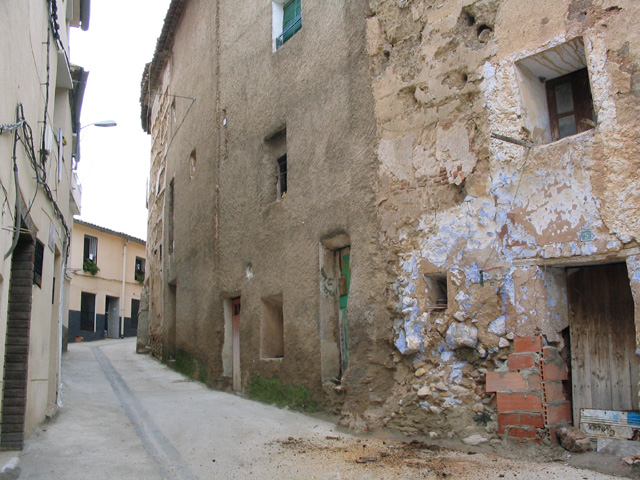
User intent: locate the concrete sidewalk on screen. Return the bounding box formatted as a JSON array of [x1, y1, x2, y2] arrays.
[[13, 338, 623, 479]]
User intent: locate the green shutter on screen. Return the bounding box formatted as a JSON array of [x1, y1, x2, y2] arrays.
[[283, 0, 301, 27]]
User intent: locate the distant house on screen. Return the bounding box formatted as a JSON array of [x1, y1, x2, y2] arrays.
[[67, 220, 146, 342]]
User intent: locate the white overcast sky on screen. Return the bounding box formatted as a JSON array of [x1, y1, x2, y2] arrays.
[[70, 0, 172, 240]]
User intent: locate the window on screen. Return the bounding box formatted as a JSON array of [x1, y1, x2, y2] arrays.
[[33, 240, 44, 287], [277, 155, 287, 199], [546, 68, 594, 141], [131, 299, 140, 330], [80, 292, 96, 332], [264, 127, 287, 202], [261, 294, 284, 359], [516, 37, 594, 144], [424, 273, 448, 311], [168, 179, 175, 255], [83, 234, 98, 262], [135, 257, 146, 283], [273, 0, 302, 50]]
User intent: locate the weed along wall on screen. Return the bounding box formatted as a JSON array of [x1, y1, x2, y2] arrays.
[[366, 0, 640, 441]]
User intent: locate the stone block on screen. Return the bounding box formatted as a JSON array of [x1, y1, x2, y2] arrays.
[[445, 323, 478, 349], [556, 426, 591, 452]]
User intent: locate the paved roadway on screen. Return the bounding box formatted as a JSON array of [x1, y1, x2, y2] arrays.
[[16, 338, 622, 480]]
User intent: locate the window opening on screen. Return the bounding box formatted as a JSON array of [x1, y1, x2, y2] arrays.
[[274, 0, 302, 50], [515, 37, 594, 144], [277, 154, 287, 199], [33, 240, 44, 288], [83, 234, 98, 262], [261, 294, 284, 359], [424, 273, 448, 310], [135, 256, 146, 283], [80, 292, 96, 332], [168, 179, 175, 255]]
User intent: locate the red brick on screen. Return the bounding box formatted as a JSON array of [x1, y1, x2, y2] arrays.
[[486, 372, 526, 393], [542, 346, 561, 360], [542, 381, 566, 403], [498, 413, 520, 427], [497, 392, 543, 413], [508, 427, 537, 438], [526, 374, 541, 392], [541, 360, 569, 381], [497, 426, 506, 435], [514, 336, 543, 353], [508, 353, 536, 371], [520, 413, 545, 428], [545, 401, 572, 425]]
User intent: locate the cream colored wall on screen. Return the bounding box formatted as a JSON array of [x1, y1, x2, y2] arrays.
[[69, 222, 145, 318], [1, 0, 80, 439]]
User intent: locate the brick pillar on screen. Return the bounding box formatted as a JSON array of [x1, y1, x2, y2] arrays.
[[1, 237, 35, 450], [486, 336, 571, 443]]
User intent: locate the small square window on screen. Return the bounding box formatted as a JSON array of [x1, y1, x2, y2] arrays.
[[516, 37, 595, 144], [424, 273, 448, 311]]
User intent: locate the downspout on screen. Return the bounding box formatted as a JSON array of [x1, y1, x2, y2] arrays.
[[56, 236, 69, 406], [120, 239, 129, 338]]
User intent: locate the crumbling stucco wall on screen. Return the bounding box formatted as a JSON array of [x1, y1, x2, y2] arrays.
[[366, 0, 640, 438]]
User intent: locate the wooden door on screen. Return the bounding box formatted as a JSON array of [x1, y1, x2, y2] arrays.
[[568, 263, 639, 423], [231, 298, 241, 392]]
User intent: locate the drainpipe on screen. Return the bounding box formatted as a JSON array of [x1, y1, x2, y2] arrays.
[[56, 236, 69, 407], [120, 239, 129, 338]]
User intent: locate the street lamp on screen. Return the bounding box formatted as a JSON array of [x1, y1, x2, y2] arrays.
[[74, 120, 117, 169], [81, 120, 117, 129]]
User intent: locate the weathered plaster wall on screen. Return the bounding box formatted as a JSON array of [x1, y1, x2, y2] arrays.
[[367, 0, 640, 438]]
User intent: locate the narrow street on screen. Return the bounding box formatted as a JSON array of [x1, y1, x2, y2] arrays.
[[15, 339, 625, 479]]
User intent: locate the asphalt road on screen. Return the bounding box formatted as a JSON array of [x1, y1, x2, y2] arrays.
[[16, 338, 622, 479]]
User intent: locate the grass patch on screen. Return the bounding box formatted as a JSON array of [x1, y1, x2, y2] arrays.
[[249, 374, 319, 412], [175, 349, 196, 378]]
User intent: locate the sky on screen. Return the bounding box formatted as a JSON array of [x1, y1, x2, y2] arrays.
[[70, 0, 172, 241]]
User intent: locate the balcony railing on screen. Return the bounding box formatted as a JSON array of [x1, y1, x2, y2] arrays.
[[276, 14, 302, 50]]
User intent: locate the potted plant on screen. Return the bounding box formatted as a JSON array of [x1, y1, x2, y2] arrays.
[[83, 258, 100, 276]]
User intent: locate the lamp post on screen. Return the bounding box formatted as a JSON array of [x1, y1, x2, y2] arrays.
[[74, 120, 117, 169], [80, 120, 117, 129]]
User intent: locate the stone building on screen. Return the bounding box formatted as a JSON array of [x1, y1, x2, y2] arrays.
[[67, 220, 145, 342], [0, 0, 90, 448], [140, 0, 640, 442]]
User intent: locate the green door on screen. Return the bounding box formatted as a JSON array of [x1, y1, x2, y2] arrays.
[[338, 247, 350, 375]]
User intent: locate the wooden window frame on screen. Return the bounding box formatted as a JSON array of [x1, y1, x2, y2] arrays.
[[546, 68, 594, 141]]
